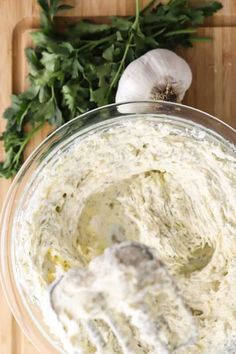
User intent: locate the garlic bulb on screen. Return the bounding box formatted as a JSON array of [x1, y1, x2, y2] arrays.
[[115, 49, 192, 109]]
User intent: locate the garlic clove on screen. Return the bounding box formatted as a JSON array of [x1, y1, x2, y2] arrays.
[[115, 49, 192, 113]]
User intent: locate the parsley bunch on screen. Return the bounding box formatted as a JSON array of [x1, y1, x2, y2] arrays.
[[0, 0, 222, 178]]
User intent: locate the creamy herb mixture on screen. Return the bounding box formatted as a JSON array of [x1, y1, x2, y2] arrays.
[[16, 118, 236, 353]]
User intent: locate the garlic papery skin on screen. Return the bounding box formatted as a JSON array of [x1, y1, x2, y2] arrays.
[[115, 49, 192, 112]]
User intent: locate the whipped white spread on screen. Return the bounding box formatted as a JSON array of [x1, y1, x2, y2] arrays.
[[16, 118, 236, 354]]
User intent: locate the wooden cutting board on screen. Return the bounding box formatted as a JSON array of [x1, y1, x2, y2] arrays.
[[0, 1, 236, 353]]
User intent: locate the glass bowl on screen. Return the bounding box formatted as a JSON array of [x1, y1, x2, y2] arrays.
[[0, 101, 235, 354]]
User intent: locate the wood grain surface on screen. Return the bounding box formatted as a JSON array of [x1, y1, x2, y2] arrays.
[[0, 1, 236, 353]]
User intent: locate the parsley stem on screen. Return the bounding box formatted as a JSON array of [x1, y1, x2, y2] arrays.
[[77, 34, 116, 53], [164, 28, 197, 37], [140, 0, 156, 15], [106, 33, 133, 99], [132, 0, 143, 36], [14, 123, 45, 163], [133, 0, 141, 29], [106, 0, 141, 98]]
